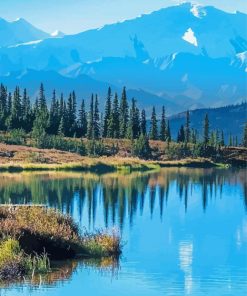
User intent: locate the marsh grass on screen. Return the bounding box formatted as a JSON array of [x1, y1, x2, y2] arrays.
[[0, 206, 121, 280]]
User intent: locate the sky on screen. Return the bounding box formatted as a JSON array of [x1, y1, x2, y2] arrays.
[[0, 0, 246, 34]]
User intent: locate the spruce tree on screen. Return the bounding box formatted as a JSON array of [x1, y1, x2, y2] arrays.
[[177, 125, 185, 142], [127, 98, 140, 139], [38, 83, 47, 112], [49, 90, 60, 135], [67, 93, 74, 136], [220, 130, 225, 146], [119, 87, 129, 138], [191, 128, 197, 144], [235, 136, 238, 147], [94, 95, 100, 139], [229, 133, 233, 146], [203, 113, 209, 145], [58, 98, 67, 136], [103, 87, 112, 138], [112, 93, 120, 138], [0, 84, 7, 130], [9, 86, 22, 129], [167, 120, 171, 143], [149, 106, 158, 140], [22, 88, 32, 132], [160, 106, 166, 141], [78, 99, 87, 137], [7, 92, 12, 117], [185, 110, 190, 143], [140, 109, 147, 136], [87, 94, 94, 139]]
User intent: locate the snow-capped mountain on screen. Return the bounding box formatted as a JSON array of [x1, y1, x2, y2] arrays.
[[0, 3, 246, 112], [0, 17, 50, 47]]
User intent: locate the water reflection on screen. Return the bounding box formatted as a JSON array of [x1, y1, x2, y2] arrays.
[[0, 257, 119, 290], [0, 168, 246, 296], [0, 168, 246, 230]]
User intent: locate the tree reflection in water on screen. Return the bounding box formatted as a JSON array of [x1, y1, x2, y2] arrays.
[[0, 168, 246, 230]]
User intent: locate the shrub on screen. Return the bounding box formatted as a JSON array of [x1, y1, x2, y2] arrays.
[[133, 134, 151, 159], [87, 140, 106, 156]]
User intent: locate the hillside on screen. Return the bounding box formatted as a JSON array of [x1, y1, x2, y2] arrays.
[[169, 102, 247, 142]]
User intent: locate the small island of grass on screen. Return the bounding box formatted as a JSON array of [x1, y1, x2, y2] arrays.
[[0, 205, 121, 280]]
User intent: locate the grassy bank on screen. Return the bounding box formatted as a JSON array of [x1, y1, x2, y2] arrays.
[[0, 206, 121, 280], [0, 142, 245, 173]]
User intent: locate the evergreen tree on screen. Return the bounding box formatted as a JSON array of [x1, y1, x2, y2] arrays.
[[203, 113, 209, 145], [127, 98, 140, 139], [220, 130, 225, 146], [209, 131, 216, 147], [229, 133, 233, 146], [87, 94, 94, 139], [38, 83, 47, 112], [243, 123, 247, 148], [235, 136, 238, 147], [78, 99, 87, 137], [140, 109, 147, 136], [160, 106, 166, 141], [7, 92, 12, 116], [67, 93, 74, 136], [191, 128, 198, 144], [22, 88, 32, 132], [9, 86, 22, 130], [167, 120, 171, 143], [0, 84, 7, 130], [185, 110, 190, 143], [177, 125, 185, 142], [48, 90, 59, 135], [59, 94, 65, 122], [103, 87, 112, 138], [93, 95, 100, 139], [112, 93, 120, 138], [58, 98, 67, 136], [149, 106, 158, 140], [119, 87, 129, 138]]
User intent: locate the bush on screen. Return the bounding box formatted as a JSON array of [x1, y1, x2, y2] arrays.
[[133, 134, 151, 159], [0, 129, 26, 146], [33, 134, 86, 156], [87, 140, 106, 156]]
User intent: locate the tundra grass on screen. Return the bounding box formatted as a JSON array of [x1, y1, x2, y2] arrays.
[[0, 206, 121, 280]]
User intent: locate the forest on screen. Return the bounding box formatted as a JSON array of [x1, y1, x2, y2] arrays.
[[0, 83, 246, 160]]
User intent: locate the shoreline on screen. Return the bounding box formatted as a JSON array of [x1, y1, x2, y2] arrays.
[[0, 157, 229, 173]]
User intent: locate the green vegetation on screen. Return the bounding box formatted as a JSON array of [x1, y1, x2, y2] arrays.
[[0, 83, 246, 164], [0, 238, 50, 280], [0, 206, 121, 280]]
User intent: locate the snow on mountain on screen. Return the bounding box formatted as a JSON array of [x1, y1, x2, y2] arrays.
[[190, 4, 207, 19], [50, 30, 65, 38], [0, 17, 50, 47], [182, 28, 198, 47], [233, 51, 247, 72], [1, 3, 247, 68], [0, 3, 246, 112]]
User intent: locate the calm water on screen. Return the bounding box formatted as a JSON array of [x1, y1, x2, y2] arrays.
[[0, 168, 246, 296]]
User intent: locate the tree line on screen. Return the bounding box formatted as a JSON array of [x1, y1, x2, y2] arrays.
[[0, 83, 246, 157]]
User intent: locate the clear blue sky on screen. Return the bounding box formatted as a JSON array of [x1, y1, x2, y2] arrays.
[[0, 0, 246, 34]]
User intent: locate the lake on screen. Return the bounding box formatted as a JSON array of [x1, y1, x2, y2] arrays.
[[0, 168, 246, 296]]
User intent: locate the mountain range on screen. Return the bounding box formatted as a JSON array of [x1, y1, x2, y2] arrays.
[[0, 2, 246, 114]]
